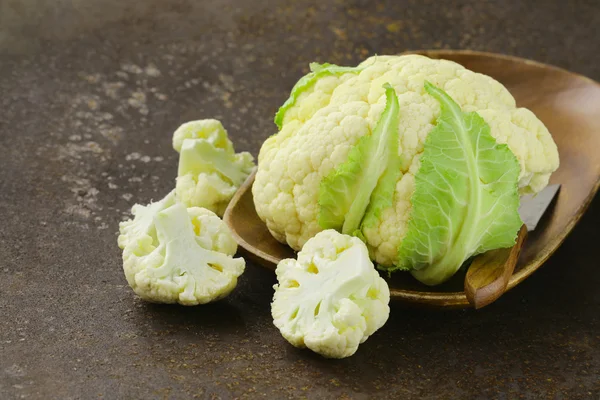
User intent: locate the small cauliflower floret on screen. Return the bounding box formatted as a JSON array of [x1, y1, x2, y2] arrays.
[[119, 196, 245, 305], [271, 230, 390, 359], [174, 121, 255, 216]]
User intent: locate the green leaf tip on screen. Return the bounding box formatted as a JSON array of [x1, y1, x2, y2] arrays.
[[273, 62, 365, 129]]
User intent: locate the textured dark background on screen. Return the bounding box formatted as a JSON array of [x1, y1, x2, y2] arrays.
[[1, 0, 599, 398]]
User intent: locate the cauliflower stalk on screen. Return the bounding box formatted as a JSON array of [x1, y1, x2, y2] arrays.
[[271, 230, 390, 359], [117, 190, 177, 251], [173, 119, 255, 216], [118, 191, 245, 305], [253, 54, 559, 285]]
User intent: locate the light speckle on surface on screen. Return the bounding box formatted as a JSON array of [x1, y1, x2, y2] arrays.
[[121, 63, 144, 75], [125, 152, 141, 161], [4, 365, 26, 378], [145, 64, 161, 77], [102, 81, 125, 99], [128, 91, 146, 104]]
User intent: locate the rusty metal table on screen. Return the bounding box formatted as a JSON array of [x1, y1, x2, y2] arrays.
[[1, 0, 599, 398]]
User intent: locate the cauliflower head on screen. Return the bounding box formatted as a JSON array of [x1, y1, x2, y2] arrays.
[[253, 55, 559, 267], [271, 229, 390, 359], [173, 120, 255, 216], [118, 192, 245, 305]]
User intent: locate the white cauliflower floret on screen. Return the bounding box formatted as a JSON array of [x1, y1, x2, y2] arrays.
[[173, 120, 255, 216], [253, 54, 560, 266], [271, 230, 390, 359], [118, 193, 245, 305]]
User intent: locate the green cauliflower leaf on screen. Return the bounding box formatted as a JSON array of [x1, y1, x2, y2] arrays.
[[395, 81, 522, 285], [318, 83, 402, 236]]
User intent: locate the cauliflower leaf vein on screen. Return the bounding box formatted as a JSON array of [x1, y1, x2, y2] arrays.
[[395, 82, 522, 285]]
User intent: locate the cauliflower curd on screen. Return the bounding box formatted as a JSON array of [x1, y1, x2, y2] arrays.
[[253, 54, 559, 267]]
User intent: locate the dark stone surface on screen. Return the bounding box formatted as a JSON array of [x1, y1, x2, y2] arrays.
[[1, 0, 599, 398]]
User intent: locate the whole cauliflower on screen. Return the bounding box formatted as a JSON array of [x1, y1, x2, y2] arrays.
[[271, 229, 390, 359], [253, 54, 559, 268], [118, 191, 245, 305], [173, 120, 255, 216]]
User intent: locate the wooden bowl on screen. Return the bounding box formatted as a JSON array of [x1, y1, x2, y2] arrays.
[[224, 50, 600, 308]]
